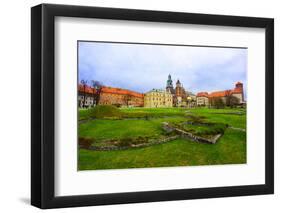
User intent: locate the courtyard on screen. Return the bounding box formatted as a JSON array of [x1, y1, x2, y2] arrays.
[[78, 106, 246, 170]]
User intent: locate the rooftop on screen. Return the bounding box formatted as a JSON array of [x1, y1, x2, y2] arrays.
[[197, 82, 243, 98], [78, 84, 144, 98]]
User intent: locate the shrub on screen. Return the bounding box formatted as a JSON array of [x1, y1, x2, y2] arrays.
[[89, 105, 123, 119], [117, 138, 133, 147], [133, 136, 149, 144], [79, 137, 94, 149], [186, 115, 206, 123], [209, 97, 225, 108], [112, 103, 122, 108]]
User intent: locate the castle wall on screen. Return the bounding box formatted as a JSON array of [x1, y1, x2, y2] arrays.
[[99, 92, 144, 107]]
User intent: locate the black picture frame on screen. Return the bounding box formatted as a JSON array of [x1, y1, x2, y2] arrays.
[[31, 3, 274, 209]]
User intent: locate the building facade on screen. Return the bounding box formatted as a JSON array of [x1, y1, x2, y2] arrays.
[[196, 92, 209, 106], [98, 87, 144, 107], [78, 84, 95, 108], [196, 82, 245, 106], [78, 84, 144, 108], [144, 89, 173, 108]]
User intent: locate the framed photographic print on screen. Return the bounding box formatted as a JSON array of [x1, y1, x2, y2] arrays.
[[31, 4, 274, 209]]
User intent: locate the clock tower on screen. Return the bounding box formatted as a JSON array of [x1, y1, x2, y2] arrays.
[[166, 74, 174, 93]]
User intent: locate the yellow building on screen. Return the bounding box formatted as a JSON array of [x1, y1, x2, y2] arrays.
[[144, 89, 173, 108]]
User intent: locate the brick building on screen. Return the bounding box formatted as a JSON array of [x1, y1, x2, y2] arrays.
[[78, 84, 144, 108], [98, 87, 144, 107]]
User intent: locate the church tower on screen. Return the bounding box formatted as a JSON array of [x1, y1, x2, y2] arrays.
[[166, 74, 174, 93], [175, 79, 182, 97], [235, 82, 244, 102]]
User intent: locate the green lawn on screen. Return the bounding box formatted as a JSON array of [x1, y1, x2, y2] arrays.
[[78, 107, 246, 170], [78, 106, 186, 120]]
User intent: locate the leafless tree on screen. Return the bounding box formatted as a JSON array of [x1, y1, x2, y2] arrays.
[[225, 90, 239, 108], [225, 90, 232, 107], [228, 95, 240, 108], [91, 80, 103, 106], [209, 97, 225, 109], [80, 80, 87, 108]]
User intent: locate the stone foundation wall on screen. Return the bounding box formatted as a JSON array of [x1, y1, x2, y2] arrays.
[[88, 135, 180, 151]]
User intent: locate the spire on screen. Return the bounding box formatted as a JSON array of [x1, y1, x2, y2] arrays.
[[176, 79, 181, 86]]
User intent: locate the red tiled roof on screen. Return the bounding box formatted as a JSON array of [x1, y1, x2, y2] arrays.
[[197, 84, 243, 98], [101, 86, 144, 98], [197, 92, 209, 97], [78, 84, 144, 98], [209, 90, 232, 98]]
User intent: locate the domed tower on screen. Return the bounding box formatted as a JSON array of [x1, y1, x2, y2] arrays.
[[166, 74, 174, 93]]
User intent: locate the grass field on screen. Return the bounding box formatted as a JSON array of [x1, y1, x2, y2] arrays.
[[78, 106, 246, 170]]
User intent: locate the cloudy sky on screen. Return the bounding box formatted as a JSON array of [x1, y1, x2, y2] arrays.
[[78, 41, 247, 96]]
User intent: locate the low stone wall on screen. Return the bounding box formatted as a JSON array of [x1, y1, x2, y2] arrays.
[[88, 135, 180, 151], [182, 121, 214, 126], [83, 122, 223, 151], [228, 126, 246, 132], [162, 122, 222, 144], [180, 130, 221, 144]]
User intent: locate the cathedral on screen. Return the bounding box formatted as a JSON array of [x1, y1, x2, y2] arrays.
[[166, 74, 194, 107]]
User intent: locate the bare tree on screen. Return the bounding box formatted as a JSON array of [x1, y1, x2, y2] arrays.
[[91, 80, 103, 106], [225, 90, 232, 107], [80, 80, 87, 108], [209, 97, 225, 109], [225, 90, 239, 108], [228, 95, 240, 108]]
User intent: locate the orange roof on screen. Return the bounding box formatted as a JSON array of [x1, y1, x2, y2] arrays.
[[209, 90, 232, 98], [101, 86, 144, 98], [197, 92, 209, 97], [197, 87, 243, 98], [78, 84, 144, 98]]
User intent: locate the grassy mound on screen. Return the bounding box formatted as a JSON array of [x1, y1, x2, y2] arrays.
[[89, 105, 123, 119]]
